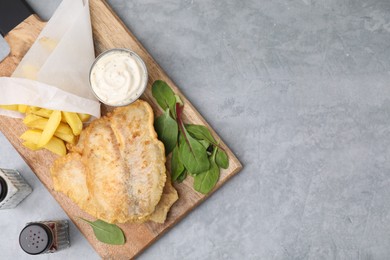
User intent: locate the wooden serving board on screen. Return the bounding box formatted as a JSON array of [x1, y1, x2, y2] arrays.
[[0, 0, 242, 258]]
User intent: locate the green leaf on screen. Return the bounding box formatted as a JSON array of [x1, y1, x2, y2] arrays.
[[171, 145, 185, 181], [178, 129, 210, 175], [152, 80, 176, 112], [216, 148, 229, 169], [154, 109, 178, 155], [193, 158, 220, 194], [80, 218, 125, 245], [175, 94, 183, 105], [187, 171, 196, 177], [199, 139, 210, 149], [172, 95, 183, 119], [186, 124, 217, 144], [176, 170, 187, 183]]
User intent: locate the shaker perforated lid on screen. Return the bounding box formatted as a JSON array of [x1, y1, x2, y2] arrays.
[[19, 223, 53, 255], [0, 176, 7, 202]]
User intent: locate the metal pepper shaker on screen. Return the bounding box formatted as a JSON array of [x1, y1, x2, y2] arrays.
[[19, 220, 70, 255]]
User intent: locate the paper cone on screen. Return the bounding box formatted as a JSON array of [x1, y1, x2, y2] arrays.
[[0, 0, 100, 118]]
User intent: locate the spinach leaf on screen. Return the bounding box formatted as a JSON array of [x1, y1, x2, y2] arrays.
[[152, 80, 176, 113], [154, 109, 178, 155], [187, 171, 196, 177], [178, 129, 210, 175], [199, 139, 210, 149], [151, 80, 226, 194], [176, 104, 210, 174], [216, 148, 229, 169], [80, 218, 125, 245], [176, 170, 187, 183], [193, 157, 220, 194], [186, 124, 217, 144], [171, 145, 185, 181]]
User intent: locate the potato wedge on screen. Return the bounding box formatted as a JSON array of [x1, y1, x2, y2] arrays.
[[55, 132, 76, 144], [39, 37, 58, 52], [21, 129, 66, 156], [78, 113, 91, 122], [38, 110, 61, 147], [25, 106, 39, 114], [23, 114, 43, 125], [20, 129, 42, 143], [32, 108, 53, 118], [22, 65, 39, 80], [63, 112, 82, 135], [18, 105, 28, 113], [43, 136, 67, 156], [53, 122, 73, 135], [24, 117, 75, 144], [0, 105, 19, 111], [24, 117, 73, 135], [22, 141, 41, 151]]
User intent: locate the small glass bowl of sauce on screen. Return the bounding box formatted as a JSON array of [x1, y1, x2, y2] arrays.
[[89, 48, 148, 107]]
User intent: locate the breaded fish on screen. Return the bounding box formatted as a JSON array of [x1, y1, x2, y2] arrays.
[[51, 100, 178, 223]]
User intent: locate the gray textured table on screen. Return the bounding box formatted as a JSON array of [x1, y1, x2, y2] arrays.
[[1, 0, 390, 259]]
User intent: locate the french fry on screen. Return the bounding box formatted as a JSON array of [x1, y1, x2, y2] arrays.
[[37, 110, 61, 147], [63, 112, 82, 135], [0, 105, 19, 111], [18, 105, 28, 113], [78, 113, 91, 122], [20, 129, 66, 156]]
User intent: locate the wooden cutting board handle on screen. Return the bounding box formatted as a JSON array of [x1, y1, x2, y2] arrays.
[[0, 15, 45, 77]]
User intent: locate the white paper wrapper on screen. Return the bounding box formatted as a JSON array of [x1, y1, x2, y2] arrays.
[[0, 0, 100, 118]]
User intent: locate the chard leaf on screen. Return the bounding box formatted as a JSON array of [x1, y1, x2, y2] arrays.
[[152, 80, 176, 113], [172, 94, 183, 119], [186, 124, 217, 144], [171, 145, 185, 181], [154, 109, 178, 155], [194, 157, 220, 194], [80, 218, 125, 245], [216, 148, 229, 169], [175, 94, 183, 105]]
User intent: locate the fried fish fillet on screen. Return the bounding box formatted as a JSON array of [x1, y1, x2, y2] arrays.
[[51, 100, 178, 223], [149, 173, 178, 223]]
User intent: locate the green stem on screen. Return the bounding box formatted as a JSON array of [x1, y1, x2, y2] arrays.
[[212, 146, 218, 161]]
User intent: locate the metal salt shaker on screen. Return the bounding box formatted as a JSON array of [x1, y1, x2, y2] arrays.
[[0, 168, 32, 209]]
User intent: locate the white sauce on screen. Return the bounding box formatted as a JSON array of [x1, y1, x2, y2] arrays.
[[90, 50, 147, 106]]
